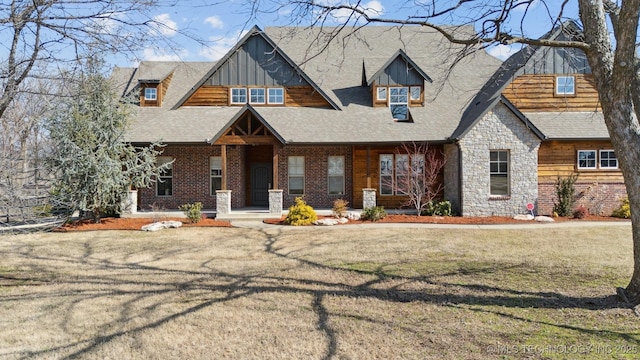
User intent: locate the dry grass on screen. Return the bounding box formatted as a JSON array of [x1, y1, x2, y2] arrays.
[[1, 225, 639, 359]]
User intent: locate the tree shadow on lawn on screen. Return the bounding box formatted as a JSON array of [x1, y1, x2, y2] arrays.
[[2, 228, 636, 360]]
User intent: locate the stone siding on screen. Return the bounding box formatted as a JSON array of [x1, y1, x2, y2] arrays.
[[459, 103, 541, 216], [443, 143, 460, 215]]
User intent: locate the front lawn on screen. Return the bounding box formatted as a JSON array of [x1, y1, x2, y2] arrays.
[[0, 225, 638, 359]]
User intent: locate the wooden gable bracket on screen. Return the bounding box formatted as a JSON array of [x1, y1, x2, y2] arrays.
[[213, 108, 283, 146]]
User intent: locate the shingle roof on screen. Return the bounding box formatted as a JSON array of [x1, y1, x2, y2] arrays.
[[525, 111, 608, 139], [121, 25, 504, 144]]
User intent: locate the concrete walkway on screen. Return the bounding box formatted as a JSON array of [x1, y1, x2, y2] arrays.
[[229, 219, 632, 230]]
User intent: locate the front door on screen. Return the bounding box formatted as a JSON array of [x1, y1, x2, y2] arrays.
[[251, 163, 272, 207]]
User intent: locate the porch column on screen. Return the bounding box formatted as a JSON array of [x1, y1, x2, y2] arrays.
[[362, 188, 377, 209], [272, 144, 280, 189], [269, 189, 283, 215], [221, 144, 227, 190], [366, 146, 372, 188], [216, 190, 232, 215]]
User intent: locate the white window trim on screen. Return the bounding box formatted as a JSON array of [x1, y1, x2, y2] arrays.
[[599, 149, 618, 169], [389, 87, 409, 121], [556, 76, 575, 95], [489, 150, 510, 196], [230, 88, 247, 104], [144, 87, 157, 101], [395, 154, 409, 195], [376, 87, 387, 101], [380, 154, 394, 196], [249, 88, 266, 104], [577, 150, 597, 170], [288, 156, 305, 195], [267, 88, 284, 104], [156, 156, 173, 197], [328, 156, 345, 195]]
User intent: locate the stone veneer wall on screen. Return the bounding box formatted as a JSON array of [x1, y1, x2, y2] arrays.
[[443, 143, 460, 215], [458, 103, 541, 216]]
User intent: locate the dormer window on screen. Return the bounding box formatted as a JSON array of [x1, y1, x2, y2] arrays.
[[377, 87, 387, 101], [556, 76, 575, 95], [144, 87, 157, 101], [389, 87, 409, 121], [410, 86, 421, 101]]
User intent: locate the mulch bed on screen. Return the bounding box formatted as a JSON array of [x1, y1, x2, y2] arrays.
[[263, 214, 629, 226], [56, 217, 232, 231], [55, 213, 629, 231]]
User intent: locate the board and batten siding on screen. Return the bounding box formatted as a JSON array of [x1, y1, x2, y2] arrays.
[[206, 34, 307, 87]]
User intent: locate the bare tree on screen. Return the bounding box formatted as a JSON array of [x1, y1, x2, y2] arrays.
[[381, 143, 445, 216], [256, 0, 640, 305], [0, 0, 202, 229]]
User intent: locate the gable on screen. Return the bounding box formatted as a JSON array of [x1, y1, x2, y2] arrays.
[[372, 56, 425, 86], [366, 50, 432, 86], [207, 34, 308, 86], [174, 26, 340, 110]]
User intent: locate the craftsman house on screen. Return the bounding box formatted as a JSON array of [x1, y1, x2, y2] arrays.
[[113, 22, 624, 217]]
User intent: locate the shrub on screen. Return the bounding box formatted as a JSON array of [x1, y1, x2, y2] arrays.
[[361, 206, 387, 222], [553, 174, 578, 217], [612, 198, 631, 219], [332, 199, 349, 217], [179, 202, 203, 223], [285, 197, 317, 226], [421, 200, 452, 216], [573, 205, 588, 219]]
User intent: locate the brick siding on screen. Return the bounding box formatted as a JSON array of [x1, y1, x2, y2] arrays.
[[138, 144, 353, 211], [537, 181, 627, 216]]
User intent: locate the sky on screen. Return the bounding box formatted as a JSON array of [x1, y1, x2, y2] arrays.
[[122, 0, 581, 66]]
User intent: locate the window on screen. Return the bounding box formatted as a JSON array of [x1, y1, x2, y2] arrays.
[[210, 156, 222, 194], [389, 87, 409, 120], [380, 154, 424, 196], [490, 150, 509, 196], [600, 150, 618, 169], [231, 88, 247, 104], [156, 156, 173, 196], [377, 87, 387, 101], [250, 88, 265, 104], [268, 88, 284, 104], [380, 154, 394, 195], [410, 86, 421, 101], [395, 154, 409, 195], [328, 156, 345, 195], [556, 76, 575, 95], [577, 150, 597, 169], [288, 156, 304, 195], [144, 87, 157, 101], [411, 154, 425, 190]]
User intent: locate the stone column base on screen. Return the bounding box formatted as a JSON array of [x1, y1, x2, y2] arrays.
[[269, 189, 283, 215], [363, 188, 377, 209], [216, 190, 232, 215]]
